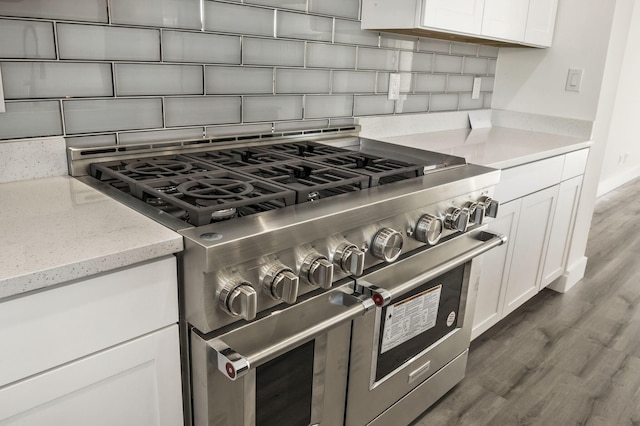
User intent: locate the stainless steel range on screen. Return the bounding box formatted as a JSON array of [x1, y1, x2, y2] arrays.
[[68, 126, 505, 426]]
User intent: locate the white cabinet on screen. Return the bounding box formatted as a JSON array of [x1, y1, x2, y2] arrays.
[[502, 185, 558, 315], [472, 148, 589, 340], [482, 0, 529, 41], [0, 326, 182, 426], [422, 0, 485, 34], [361, 0, 558, 47], [0, 256, 183, 425]]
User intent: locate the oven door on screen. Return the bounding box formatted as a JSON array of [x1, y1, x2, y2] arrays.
[[346, 229, 506, 426], [190, 285, 374, 426]]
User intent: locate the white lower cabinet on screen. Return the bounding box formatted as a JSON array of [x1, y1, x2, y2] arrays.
[[0, 325, 183, 426], [0, 256, 183, 425], [472, 148, 588, 340]]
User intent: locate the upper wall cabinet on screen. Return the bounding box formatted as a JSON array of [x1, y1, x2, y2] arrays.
[[361, 0, 558, 48]]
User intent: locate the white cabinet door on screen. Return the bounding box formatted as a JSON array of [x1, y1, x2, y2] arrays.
[[0, 325, 183, 426], [503, 185, 559, 316], [472, 199, 520, 340], [481, 0, 529, 41], [422, 0, 486, 34], [524, 0, 558, 46], [540, 176, 583, 288]]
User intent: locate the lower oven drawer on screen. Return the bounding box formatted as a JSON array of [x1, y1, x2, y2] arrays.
[[190, 285, 375, 426]]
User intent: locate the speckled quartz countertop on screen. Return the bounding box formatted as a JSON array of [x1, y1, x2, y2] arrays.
[[376, 127, 591, 169], [0, 176, 183, 301]]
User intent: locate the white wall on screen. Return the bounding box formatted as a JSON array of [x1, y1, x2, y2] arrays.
[[491, 0, 634, 291], [598, 0, 640, 196]]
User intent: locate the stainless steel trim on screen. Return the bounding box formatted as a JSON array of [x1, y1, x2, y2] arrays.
[[310, 334, 328, 425], [408, 360, 431, 384], [207, 287, 374, 380], [356, 230, 506, 302]]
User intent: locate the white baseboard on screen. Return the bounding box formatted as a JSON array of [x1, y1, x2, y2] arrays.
[[597, 166, 640, 197], [548, 256, 588, 293]]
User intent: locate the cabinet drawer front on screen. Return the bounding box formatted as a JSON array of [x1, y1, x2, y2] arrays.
[[0, 326, 183, 426], [494, 155, 564, 203], [562, 148, 589, 180], [0, 256, 178, 387]]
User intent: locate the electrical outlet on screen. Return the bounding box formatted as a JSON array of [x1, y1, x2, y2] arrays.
[[472, 77, 482, 99], [388, 73, 400, 100], [0, 66, 5, 113]]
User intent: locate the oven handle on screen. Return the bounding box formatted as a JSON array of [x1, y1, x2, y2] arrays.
[[207, 291, 376, 381], [356, 230, 507, 306]]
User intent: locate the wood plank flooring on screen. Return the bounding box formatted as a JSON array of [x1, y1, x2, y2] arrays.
[[413, 177, 640, 426]]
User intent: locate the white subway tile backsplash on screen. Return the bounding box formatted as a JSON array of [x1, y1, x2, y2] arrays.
[[244, 0, 306, 12], [204, 2, 274, 37], [418, 39, 451, 53], [396, 94, 429, 114], [119, 128, 205, 144], [307, 43, 356, 69], [0, 19, 56, 59], [0, 101, 62, 140], [430, 93, 459, 111], [308, 0, 360, 19], [1, 62, 113, 99], [447, 75, 474, 93], [63, 98, 163, 134], [354, 95, 395, 116], [163, 31, 241, 64], [1, 0, 496, 141], [357, 48, 399, 71], [451, 43, 478, 56], [276, 69, 330, 94], [111, 0, 201, 29], [275, 120, 329, 131], [414, 74, 447, 93], [399, 51, 432, 72], [243, 38, 305, 67], [57, 24, 160, 61], [0, 0, 108, 23], [243, 95, 303, 122], [165, 97, 241, 127], [479, 45, 500, 58], [481, 76, 495, 92], [65, 134, 117, 148], [206, 123, 273, 136], [463, 57, 488, 75], [305, 95, 353, 118], [335, 19, 379, 46], [206, 66, 273, 95], [277, 11, 332, 42], [434, 55, 463, 74], [459, 93, 484, 110], [332, 71, 376, 94], [115, 64, 203, 96]]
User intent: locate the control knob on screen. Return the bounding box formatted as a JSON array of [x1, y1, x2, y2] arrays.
[[464, 201, 483, 224], [479, 196, 499, 218], [300, 253, 334, 289], [262, 265, 299, 304], [333, 243, 365, 276], [444, 207, 470, 232], [371, 228, 404, 263], [219, 281, 257, 321], [414, 214, 444, 245]]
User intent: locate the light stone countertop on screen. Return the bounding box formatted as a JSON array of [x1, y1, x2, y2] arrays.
[[0, 176, 183, 301], [375, 127, 592, 169]]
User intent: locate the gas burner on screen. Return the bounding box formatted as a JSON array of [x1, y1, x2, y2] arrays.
[[177, 179, 255, 200], [125, 159, 193, 176]]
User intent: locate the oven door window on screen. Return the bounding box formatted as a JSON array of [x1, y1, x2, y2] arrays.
[[374, 264, 466, 381], [255, 340, 314, 426]]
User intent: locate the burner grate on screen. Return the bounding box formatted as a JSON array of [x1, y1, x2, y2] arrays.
[[180, 148, 293, 168], [256, 141, 350, 158], [238, 160, 370, 203]]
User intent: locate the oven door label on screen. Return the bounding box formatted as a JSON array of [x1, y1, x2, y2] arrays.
[[380, 285, 442, 354]]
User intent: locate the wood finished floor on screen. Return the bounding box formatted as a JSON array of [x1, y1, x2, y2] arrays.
[[413, 178, 640, 426]]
